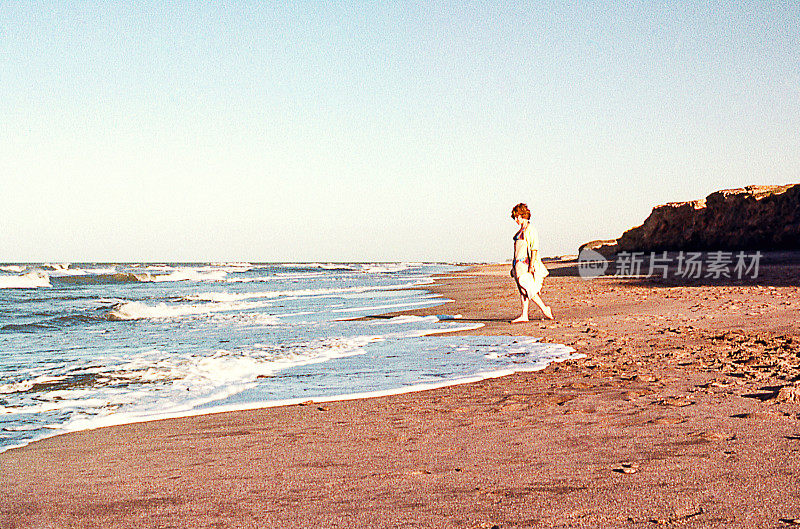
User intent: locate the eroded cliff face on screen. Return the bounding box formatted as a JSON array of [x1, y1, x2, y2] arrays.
[[580, 184, 800, 256]]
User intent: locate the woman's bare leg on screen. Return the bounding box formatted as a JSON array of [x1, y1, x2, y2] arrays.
[[511, 295, 530, 322], [531, 293, 554, 319]]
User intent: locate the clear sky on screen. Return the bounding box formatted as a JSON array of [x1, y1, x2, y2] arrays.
[[1, 1, 798, 262]]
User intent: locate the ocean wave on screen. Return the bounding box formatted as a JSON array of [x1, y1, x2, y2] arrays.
[[280, 263, 360, 271], [134, 264, 250, 275], [46, 268, 227, 286], [134, 269, 228, 283], [52, 273, 141, 286], [225, 271, 328, 282], [42, 263, 70, 271], [47, 267, 118, 277], [332, 297, 448, 314], [208, 262, 255, 273], [371, 314, 464, 325], [106, 299, 273, 321], [212, 313, 281, 325], [2, 424, 48, 432], [0, 373, 103, 395], [0, 265, 26, 273], [211, 262, 254, 267], [0, 398, 114, 416], [186, 284, 402, 303], [0, 336, 377, 421], [358, 263, 412, 273], [1, 314, 101, 333], [277, 263, 420, 274], [0, 272, 52, 289]]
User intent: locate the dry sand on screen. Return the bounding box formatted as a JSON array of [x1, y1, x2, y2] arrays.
[[2, 257, 800, 528]]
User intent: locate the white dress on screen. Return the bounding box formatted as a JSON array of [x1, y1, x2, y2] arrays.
[[512, 223, 549, 297]]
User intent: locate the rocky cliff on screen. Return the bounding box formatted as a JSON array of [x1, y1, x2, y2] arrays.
[[580, 184, 800, 256]]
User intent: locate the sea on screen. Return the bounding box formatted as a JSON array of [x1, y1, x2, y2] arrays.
[[0, 262, 580, 453]]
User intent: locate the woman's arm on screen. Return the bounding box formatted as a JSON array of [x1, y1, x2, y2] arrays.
[[526, 226, 538, 274]]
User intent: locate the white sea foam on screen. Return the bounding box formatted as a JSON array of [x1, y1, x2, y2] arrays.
[[187, 284, 405, 303], [189, 292, 264, 302], [2, 424, 46, 432], [133, 269, 228, 283], [210, 262, 255, 270], [192, 264, 253, 274], [373, 314, 464, 325], [47, 267, 118, 277], [226, 271, 328, 283], [42, 263, 70, 271], [106, 299, 273, 320], [0, 375, 68, 395], [0, 272, 52, 289], [359, 263, 411, 273], [333, 298, 450, 313], [280, 263, 360, 271], [1, 336, 379, 424], [0, 398, 112, 416], [379, 315, 439, 324], [0, 265, 26, 273], [228, 313, 281, 325]]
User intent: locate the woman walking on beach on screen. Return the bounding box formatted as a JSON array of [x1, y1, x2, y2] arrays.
[[510, 203, 553, 322]]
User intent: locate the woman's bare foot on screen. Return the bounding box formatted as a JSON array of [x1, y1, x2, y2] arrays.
[[510, 316, 529, 323], [542, 306, 554, 320]]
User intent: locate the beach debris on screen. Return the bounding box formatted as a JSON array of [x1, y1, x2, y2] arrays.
[[743, 383, 800, 403], [657, 396, 694, 407], [623, 391, 641, 400], [779, 518, 800, 525], [784, 434, 800, 440], [688, 431, 735, 442], [648, 507, 704, 525], [298, 400, 315, 406], [708, 380, 734, 388], [648, 416, 686, 425], [774, 384, 800, 403], [612, 462, 639, 474]]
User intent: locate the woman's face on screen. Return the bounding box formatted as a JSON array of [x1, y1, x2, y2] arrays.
[[514, 215, 527, 227]]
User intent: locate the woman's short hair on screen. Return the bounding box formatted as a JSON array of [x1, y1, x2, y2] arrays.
[[511, 203, 531, 220]]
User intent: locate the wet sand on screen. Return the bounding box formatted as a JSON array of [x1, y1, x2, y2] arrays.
[[2, 258, 800, 528]]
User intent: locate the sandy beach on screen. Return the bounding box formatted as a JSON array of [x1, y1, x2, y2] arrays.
[[2, 258, 800, 528]]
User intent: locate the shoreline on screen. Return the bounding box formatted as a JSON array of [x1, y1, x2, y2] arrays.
[[0, 344, 582, 457], [0, 264, 574, 456], [2, 260, 800, 528]]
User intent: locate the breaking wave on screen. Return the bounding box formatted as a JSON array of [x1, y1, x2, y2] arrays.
[[106, 299, 274, 321], [0, 272, 52, 289]]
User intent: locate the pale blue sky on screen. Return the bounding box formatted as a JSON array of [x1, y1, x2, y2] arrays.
[[1, 1, 797, 262]]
